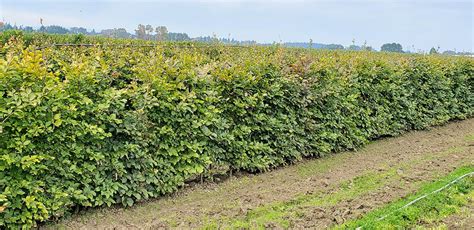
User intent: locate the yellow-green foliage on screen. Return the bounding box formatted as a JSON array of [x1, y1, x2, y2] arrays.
[[0, 33, 473, 228]]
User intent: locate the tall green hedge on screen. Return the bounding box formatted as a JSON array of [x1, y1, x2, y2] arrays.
[[0, 38, 473, 228]]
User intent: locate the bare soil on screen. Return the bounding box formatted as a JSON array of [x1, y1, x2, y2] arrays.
[[44, 119, 474, 229]]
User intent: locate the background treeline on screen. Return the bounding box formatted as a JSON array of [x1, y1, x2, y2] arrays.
[[1, 33, 473, 228], [0, 22, 257, 45], [2, 22, 470, 55]]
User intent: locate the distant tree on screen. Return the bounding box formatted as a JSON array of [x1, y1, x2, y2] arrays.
[[381, 43, 404, 53], [309, 38, 313, 49], [363, 46, 374, 51], [429, 47, 438, 55], [361, 40, 373, 51], [194, 36, 213, 43], [70, 27, 88, 34], [135, 24, 146, 39], [101, 28, 130, 38], [22, 26, 34, 32], [456, 51, 474, 56], [346, 40, 373, 51], [325, 44, 344, 50], [155, 26, 168, 41], [442, 50, 456, 55], [167, 32, 191, 41], [100, 29, 113, 37], [44, 25, 69, 34], [145, 24, 154, 40], [193, 35, 256, 45], [0, 23, 15, 31], [348, 45, 361, 51], [115, 28, 130, 38]]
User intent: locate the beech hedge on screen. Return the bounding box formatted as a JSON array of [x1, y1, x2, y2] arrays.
[[0, 37, 473, 228]]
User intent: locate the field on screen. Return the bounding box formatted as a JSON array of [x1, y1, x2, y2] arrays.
[[1, 32, 473, 228]]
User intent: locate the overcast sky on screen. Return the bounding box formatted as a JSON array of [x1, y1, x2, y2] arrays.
[[1, 0, 473, 51]]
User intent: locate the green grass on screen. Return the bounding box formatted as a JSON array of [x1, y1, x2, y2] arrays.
[[465, 133, 474, 142], [335, 165, 474, 230]]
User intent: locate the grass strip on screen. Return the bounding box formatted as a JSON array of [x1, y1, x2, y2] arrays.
[[335, 165, 474, 230]]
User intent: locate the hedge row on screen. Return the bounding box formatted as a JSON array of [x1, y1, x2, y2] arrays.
[[0, 38, 473, 228]]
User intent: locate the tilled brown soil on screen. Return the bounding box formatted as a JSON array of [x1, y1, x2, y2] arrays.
[[45, 119, 474, 229]]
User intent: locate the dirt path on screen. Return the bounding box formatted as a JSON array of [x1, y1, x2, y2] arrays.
[[45, 119, 474, 229]]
